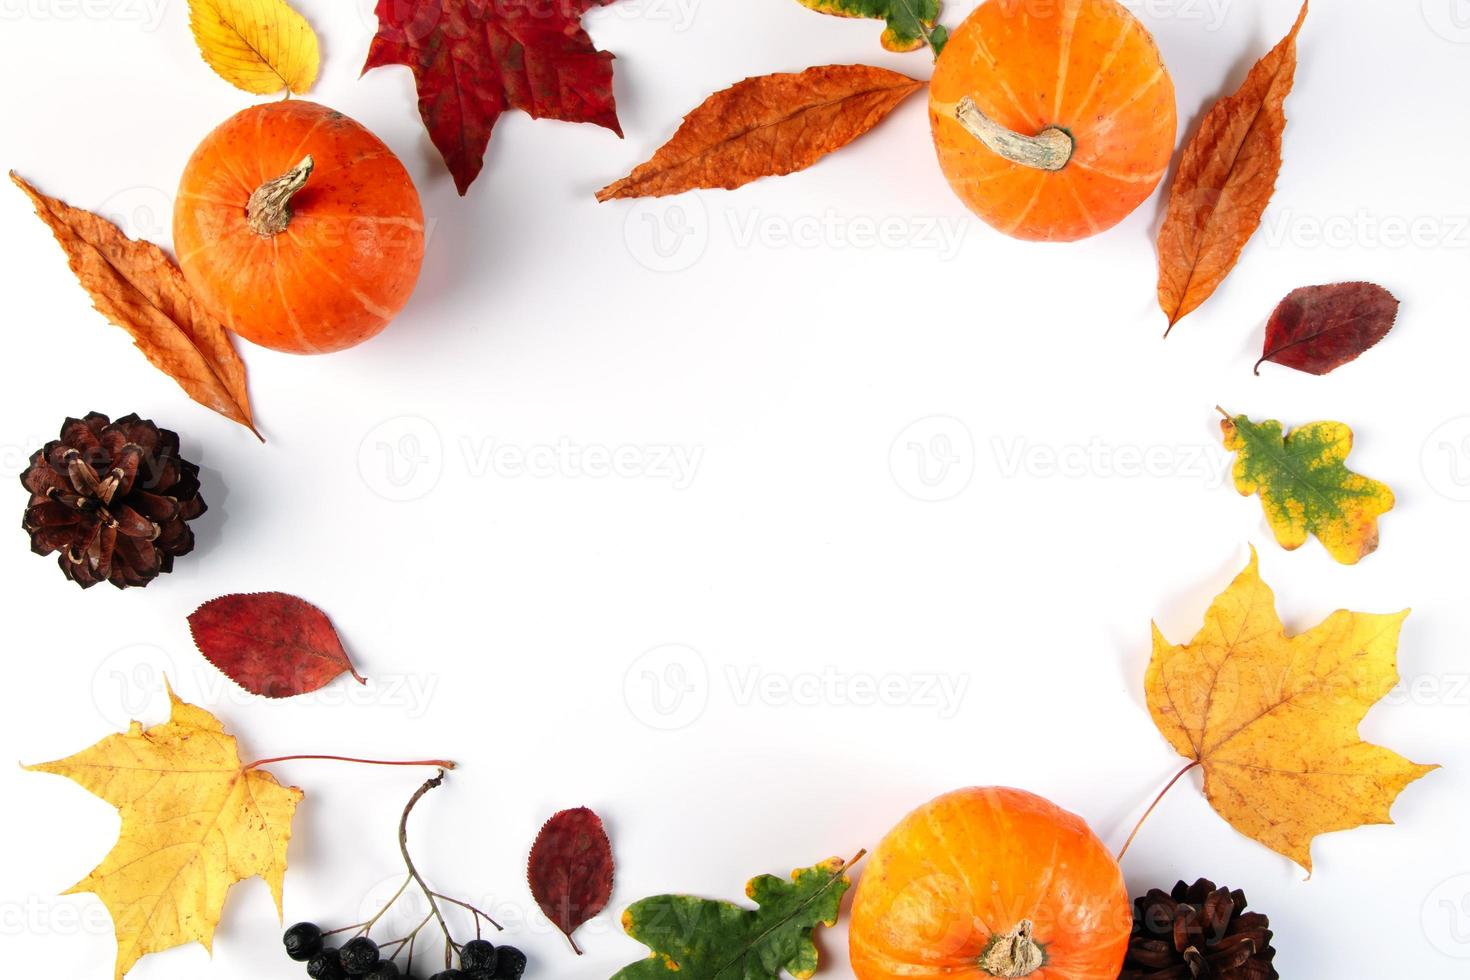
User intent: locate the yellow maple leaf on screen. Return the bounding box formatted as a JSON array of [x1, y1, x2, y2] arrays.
[[26, 684, 302, 980], [187, 0, 320, 96], [1146, 549, 1435, 871]]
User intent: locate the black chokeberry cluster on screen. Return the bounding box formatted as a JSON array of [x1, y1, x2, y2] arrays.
[[285, 923, 527, 980]]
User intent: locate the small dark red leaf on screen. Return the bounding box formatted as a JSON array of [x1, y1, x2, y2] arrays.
[[1255, 282, 1399, 376], [528, 807, 614, 955], [188, 593, 366, 698]]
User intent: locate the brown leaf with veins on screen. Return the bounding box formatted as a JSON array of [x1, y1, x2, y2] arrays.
[[1157, 2, 1308, 332], [597, 65, 923, 201], [12, 173, 259, 438]]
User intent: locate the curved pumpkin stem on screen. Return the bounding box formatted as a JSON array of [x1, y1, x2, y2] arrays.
[[247, 155, 314, 237], [955, 98, 1073, 172], [979, 919, 1045, 977]]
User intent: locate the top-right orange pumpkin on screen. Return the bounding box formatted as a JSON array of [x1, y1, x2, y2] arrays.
[[929, 0, 1177, 242]]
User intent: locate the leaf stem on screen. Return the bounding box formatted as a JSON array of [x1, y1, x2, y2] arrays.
[[243, 755, 457, 771], [1117, 762, 1201, 862]]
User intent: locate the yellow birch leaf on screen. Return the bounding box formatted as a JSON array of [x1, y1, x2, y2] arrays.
[[188, 0, 320, 96], [1146, 549, 1435, 872], [25, 684, 302, 980]]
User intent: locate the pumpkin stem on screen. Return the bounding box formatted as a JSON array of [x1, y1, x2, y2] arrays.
[[954, 98, 1073, 172], [247, 155, 314, 237], [979, 919, 1045, 978]]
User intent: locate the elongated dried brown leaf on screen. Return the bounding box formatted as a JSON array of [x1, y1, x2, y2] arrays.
[[12, 173, 259, 438], [1157, 2, 1308, 331], [596, 64, 922, 201]]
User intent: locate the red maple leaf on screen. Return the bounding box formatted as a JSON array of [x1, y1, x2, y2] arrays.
[[364, 0, 624, 194]]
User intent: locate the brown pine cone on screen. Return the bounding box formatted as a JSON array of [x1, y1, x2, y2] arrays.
[[1120, 879, 1277, 980], [20, 413, 207, 589]]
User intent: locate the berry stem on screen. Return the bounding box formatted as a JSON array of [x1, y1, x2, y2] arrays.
[[399, 771, 458, 964], [356, 874, 413, 938], [429, 892, 503, 932], [1117, 761, 1201, 861], [243, 754, 457, 771]]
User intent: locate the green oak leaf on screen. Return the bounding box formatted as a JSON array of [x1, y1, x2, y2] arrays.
[[1220, 410, 1395, 566], [793, 0, 945, 54], [611, 856, 855, 980]]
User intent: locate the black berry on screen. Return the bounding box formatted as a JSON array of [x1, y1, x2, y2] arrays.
[[492, 947, 526, 980], [285, 922, 324, 962], [340, 937, 381, 975], [459, 939, 497, 973], [364, 963, 400, 980], [308, 948, 348, 980]]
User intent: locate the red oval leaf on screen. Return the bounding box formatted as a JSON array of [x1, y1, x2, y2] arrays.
[[528, 807, 614, 955], [188, 593, 366, 698], [1256, 282, 1400, 376]]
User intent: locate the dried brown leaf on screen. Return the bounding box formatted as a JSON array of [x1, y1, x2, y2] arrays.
[[12, 172, 259, 438], [597, 64, 922, 201], [1157, 2, 1308, 331]]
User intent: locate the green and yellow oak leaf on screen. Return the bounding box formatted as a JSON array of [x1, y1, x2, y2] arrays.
[[611, 857, 854, 980], [1146, 549, 1435, 872], [793, 0, 946, 53], [26, 683, 302, 980], [1220, 411, 1394, 565]]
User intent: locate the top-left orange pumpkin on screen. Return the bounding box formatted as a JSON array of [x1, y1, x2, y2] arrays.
[[174, 100, 424, 355]]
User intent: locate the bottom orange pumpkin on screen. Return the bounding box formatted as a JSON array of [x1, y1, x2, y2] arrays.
[[850, 787, 1130, 979]]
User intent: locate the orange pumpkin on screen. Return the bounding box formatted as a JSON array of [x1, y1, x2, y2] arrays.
[[174, 100, 424, 354], [929, 0, 1177, 242], [849, 787, 1130, 980]]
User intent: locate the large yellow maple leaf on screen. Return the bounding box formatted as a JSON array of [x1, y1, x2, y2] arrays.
[[26, 685, 302, 979], [1146, 550, 1435, 871]]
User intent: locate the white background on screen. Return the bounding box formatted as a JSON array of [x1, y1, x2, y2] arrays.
[[1, 0, 1468, 977]]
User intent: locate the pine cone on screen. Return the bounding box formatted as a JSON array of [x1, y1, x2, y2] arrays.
[[1120, 879, 1277, 980], [20, 413, 207, 589]]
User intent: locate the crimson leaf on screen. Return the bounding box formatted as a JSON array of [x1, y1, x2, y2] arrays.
[[528, 807, 614, 954], [363, 0, 624, 195], [189, 593, 366, 698], [1256, 282, 1399, 376]]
